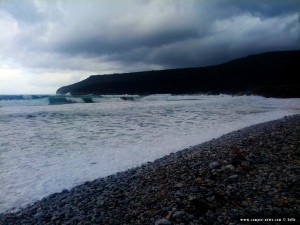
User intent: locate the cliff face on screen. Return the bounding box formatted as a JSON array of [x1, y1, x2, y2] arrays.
[[56, 50, 300, 98]]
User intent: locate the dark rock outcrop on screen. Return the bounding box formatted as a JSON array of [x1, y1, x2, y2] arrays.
[[56, 50, 300, 98]]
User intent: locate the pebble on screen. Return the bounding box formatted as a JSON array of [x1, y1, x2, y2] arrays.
[[155, 218, 172, 225], [172, 211, 185, 219], [174, 183, 184, 188], [224, 164, 235, 173], [33, 212, 45, 220], [240, 161, 251, 170], [209, 161, 220, 169], [228, 174, 239, 180]]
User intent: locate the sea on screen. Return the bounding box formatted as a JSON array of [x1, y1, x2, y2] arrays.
[[0, 94, 300, 213]]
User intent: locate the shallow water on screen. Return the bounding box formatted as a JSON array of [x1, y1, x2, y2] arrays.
[[0, 94, 300, 212]]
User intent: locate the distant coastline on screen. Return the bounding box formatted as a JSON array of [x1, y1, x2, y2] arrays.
[[57, 50, 300, 98]]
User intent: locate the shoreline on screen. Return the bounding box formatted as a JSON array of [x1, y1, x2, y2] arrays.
[[1, 114, 300, 224]]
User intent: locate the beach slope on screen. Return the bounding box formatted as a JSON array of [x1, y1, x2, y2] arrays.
[[1, 115, 300, 224]]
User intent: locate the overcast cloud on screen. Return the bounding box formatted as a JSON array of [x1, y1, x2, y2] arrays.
[[0, 0, 299, 94]]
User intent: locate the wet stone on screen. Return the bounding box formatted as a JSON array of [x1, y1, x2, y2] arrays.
[[173, 211, 185, 219], [240, 161, 251, 170], [33, 212, 45, 220], [223, 164, 235, 173], [228, 174, 238, 180], [155, 218, 172, 225], [209, 162, 220, 169]]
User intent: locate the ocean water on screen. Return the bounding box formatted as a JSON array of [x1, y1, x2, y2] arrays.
[[0, 94, 300, 213]]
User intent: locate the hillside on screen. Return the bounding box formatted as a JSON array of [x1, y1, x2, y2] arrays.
[[56, 50, 300, 98]]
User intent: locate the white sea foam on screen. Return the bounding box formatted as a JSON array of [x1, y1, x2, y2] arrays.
[[0, 94, 300, 212]]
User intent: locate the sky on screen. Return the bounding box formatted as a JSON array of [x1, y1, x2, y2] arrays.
[[0, 0, 299, 94]]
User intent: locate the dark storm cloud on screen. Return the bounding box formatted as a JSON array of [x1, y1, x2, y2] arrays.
[[0, 0, 45, 23], [207, 0, 300, 17], [55, 27, 199, 57], [1, 0, 300, 72], [0, 0, 65, 21], [49, 0, 300, 69]]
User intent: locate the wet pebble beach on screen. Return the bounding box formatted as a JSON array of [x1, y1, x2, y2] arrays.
[[1, 115, 299, 225]]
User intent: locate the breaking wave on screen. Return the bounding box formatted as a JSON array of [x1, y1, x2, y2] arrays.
[[0, 95, 98, 106], [0, 94, 152, 107]]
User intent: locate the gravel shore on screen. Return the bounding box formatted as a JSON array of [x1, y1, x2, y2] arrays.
[[1, 115, 299, 225]]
